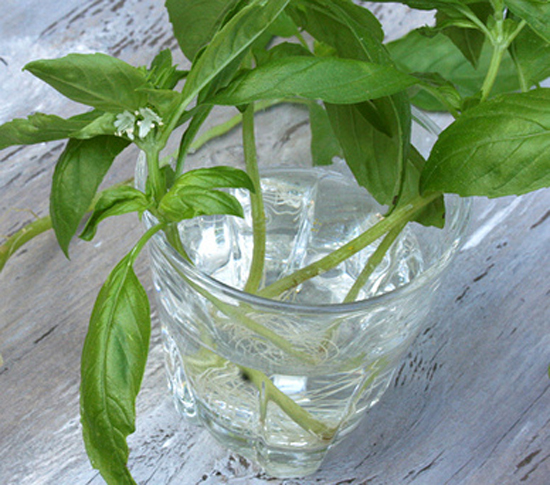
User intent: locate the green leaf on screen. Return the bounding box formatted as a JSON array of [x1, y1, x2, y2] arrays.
[[24, 53, 148, 112], [181, 0, 291, 103], [308, 102, 342, 166], [435, 2, 492, 68], [402, 146, 446, 228], [268, 10, 300, 38], [387, 29, 520, 110], [80, 250, 151, 485], [0, 111, 109, 149], [172, 166, 255, 192], [80, 186, 151, 241], [210, 57, 416, 106], [70, 112, 119, 139], [509, 23, 550, 89], [159, 187, 246, 222], [50, 136, 129, 256], [292, 0, 412, 206], [505, 0, 550, 42], [159, 166, 253, 222], [146, 49, 187, 89], [165, 0, 239, 61], [325, 103, 400, 205], [255, 42, 312, 66], [421, 88, 550, 197]]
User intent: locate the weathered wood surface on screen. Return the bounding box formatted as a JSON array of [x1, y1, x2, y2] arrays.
[[1, 1, 549, 484]]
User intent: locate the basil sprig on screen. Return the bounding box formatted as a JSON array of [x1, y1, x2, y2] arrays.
[[0, 0, 549, 483]]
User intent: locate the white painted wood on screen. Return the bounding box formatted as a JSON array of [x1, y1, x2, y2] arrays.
[[1, 1, 549, 484]]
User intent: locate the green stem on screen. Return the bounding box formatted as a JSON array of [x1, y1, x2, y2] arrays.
[[258, 193, 440, 299], [0, 215, 52, 272], [240, 365, 335, 440], [143, 145, 165, 202], [175, 105, 213, 177], [343, 222, 406, 303], [162, 252, 316, 363], [242, 104, 266, 294], [165, 224, 191, 261], [481, 43, 506, 101]]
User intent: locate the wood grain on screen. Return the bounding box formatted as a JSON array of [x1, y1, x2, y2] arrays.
[[1, 1, 549, 484]]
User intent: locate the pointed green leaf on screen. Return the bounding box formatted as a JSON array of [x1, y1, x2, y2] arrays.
[[172, 166, 255, 192], [159, 186, 245, 222], [435, 2, 492, 68], [181, 0, 291, 103], [325, 103, 400, 205], [24, 53, 148, 112], [505, 0, 550, 42], [421, 89, 550, 197], [80, 186, 151, 241], [50, 136, 129, 256], [80, 251, 150, 485], [210, 57, 416, 105], [308, 102, 342, 166], [292, 0, 411, 206], [509, 23, 550, 89], [387, 29, 520, 109], [0, 111, 109, 149], [165, 0, 239, 61], [402, 146, 446, 228]]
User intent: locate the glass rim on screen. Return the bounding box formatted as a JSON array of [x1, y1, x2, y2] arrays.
[[146, 193, 471, 315]]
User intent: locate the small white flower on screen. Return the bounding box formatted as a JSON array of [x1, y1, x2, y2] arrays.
[[114, 108, 164, 140], [114, 110, 136, 140], [137, 107, 164, 139]]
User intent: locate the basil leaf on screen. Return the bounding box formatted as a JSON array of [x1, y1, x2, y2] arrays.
[[325, 103, 400, 205], [388, 29, 520, 109], [166, 0, 239, 61], [0, 111, 107, 149], [435, 2, 492, 68], [24, 53, 148, 112], [402, 146, 446, 228], [159, 186, 245, 222], [505, 0, 550, 43], [421, 88, 550, 197], [146, 49, 187, 90], [80, 186, 151, 241], [70, 112, 118, 139], [81, 251, 151, 485], [50, 136, 129, 256], [172, 166, 255, 192], [181, 0, 291, 103], [509, 23, 550, 89], [293, 0, 411, 207], [308, 102, 342, 166], [268, 10, 300, 38], [255, 42, 312, 66], [210, 57, 415, 105]]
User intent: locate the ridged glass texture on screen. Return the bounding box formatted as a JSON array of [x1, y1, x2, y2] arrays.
[[140, 107, 471, 477]]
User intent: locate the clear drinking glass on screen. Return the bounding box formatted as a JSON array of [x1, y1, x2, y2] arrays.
[[140, 105, 471, 477]]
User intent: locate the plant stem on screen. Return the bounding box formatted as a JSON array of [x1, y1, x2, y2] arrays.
[[343, 222, 406, 303], [480, 43, 506, 101], [258, 193, 440, 299], [143, 145, 165, 202], [240, 365, 336, 440], [0, 215, 52, 272], [175, 105, 213, 177], [242, 104, 266, 294]]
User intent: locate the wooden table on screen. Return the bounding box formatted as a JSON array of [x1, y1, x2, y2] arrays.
[[1, 1, 549, 483]]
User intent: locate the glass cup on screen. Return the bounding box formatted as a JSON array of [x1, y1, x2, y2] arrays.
[[139, 105, 471, 477]]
